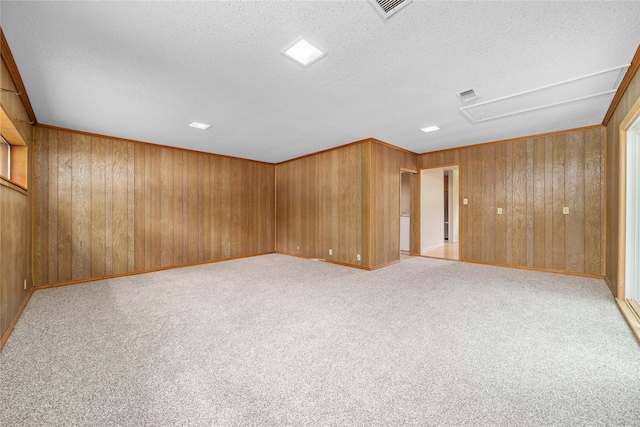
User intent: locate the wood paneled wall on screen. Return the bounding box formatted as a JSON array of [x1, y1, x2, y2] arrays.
[[418, 127, 605, 276], [33, 127, 275, 286], [605, 61, 640, 297], [369, 142, 417, 267], [0, 56, 32, 346], [0, 181, 31, 343], [276, 142, 367, 267], [275, 139, 416, 269]]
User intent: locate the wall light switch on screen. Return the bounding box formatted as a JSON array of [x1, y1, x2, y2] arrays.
[[463, 198, 469, 205], [563, 207, 569, 215], [497, 207, 503, 215]]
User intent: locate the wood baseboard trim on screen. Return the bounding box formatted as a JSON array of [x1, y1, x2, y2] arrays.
[[0, 287, 35, 353], [275, 252, 369, 270], [460, 259, 606, 280], [34, 252, 275, 290], [369, 259, 400, 270], [616, 299, 640, 345]]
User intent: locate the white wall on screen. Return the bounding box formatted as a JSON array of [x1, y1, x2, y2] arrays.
[[421, 168, 445, 252], [400, 172, 411, 214], [449, 168, 459, 243]]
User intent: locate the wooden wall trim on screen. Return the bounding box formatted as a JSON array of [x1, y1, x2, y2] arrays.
[[370, 138, 418, 156], [461, 259, 606, 280], [419, 124, 605, 157], [276, 137, 417, 166], [276, 138, 373, 165], [0, 287, 34, 353], [603, 44, 640, 126], [35, 252, 275, 290], [0, 28, 36, 125], [35, 124, 274, 166]]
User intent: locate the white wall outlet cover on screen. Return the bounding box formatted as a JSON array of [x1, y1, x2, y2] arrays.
[[463, 198, 469, 205], [497, 207, 503, 214], [563, 207, 570, 214]]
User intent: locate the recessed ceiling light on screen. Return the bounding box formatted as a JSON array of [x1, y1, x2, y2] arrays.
[[421, 126, 440, 133], [281, 36, 326, 67], [189, 121, 211, 130]]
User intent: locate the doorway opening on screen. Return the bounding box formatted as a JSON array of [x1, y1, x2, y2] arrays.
[[420, 165, 459, 260], [400, 170, 417, 260]]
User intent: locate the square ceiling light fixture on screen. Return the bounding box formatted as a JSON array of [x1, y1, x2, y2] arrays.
[[281, 36, 326, 67], [188, 121, 211, 130], [421, 125, 440, 133], [460, 64, 629, 123]]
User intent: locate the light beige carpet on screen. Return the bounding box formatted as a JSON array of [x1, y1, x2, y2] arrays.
[[1, 254, 639, 426]]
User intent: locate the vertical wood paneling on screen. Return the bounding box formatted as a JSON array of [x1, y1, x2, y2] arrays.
[[494, 144, 507, 264], [47, 131, 58, 283], [127, 144, 135, 272], [551, 136, 566, 271], [133, 143, 145, 271], [564, 132, 585, 272], [112, 141, 129, 274], [544, 137, 554, 268], [149, 146, 161, 269], [584, 130, 602, 275], [160, 148, 174, 267], [71, 133, 91, 280], [532, 138, 546, 268], [105, 140, 114, 274], [511, 140, 527, 267], [34, 131, 48, 285], [56, 131, 72, 282], [173, 150, 184, 265], [275, 140, 398, 268], [418, 127, 605, 275], [92, 138, 107, 277], [481, 146, 495, 261], [32, 127, 275, 286]]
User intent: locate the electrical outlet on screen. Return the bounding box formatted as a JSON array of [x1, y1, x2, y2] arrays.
[[563, 207, 569, 215], [356, 254, 361, 261], [297, 246, 300, 250], [329, 249, 332, 256], [463, 198, 468, 205], [497, 207, 503, 215], [23, 279, 27, 290]]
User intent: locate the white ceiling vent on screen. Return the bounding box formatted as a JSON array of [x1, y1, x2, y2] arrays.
[[460, 64, 629, 123], [369, 0, 413, 19], [457, 89, 480, 103]]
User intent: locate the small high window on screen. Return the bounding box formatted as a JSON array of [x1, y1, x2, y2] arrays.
[[0, 135, 10, 180]]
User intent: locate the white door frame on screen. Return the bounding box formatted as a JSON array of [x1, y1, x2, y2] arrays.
[[618, 95, 640, 301]]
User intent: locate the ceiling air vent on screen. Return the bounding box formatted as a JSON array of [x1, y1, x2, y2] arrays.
[[457, 89, 480, 103], [369, 0, 412, 19]]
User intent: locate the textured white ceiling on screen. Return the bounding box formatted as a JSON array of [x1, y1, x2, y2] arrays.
[[2, 1, 639, 163]]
